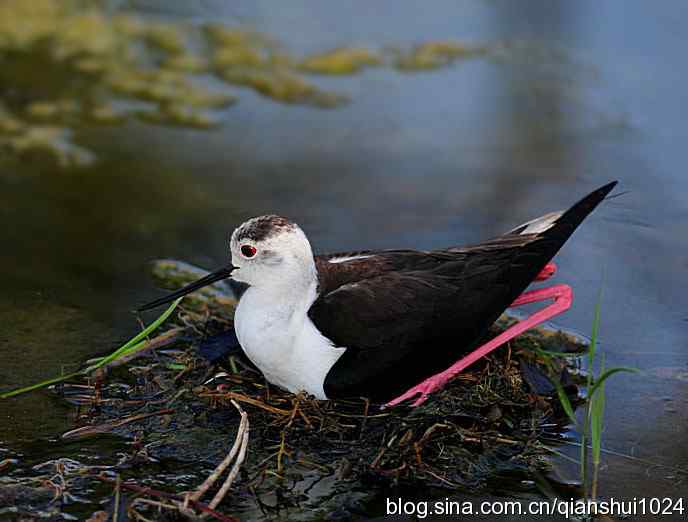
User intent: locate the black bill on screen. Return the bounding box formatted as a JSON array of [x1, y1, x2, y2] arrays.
[[138, 265, 236, 312]]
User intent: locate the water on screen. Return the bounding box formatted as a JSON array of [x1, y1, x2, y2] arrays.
[[1, 1, 687, 519]]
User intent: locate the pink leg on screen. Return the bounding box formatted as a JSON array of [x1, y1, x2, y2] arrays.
[[535, 262, 557, 281], [384, 283, 573, 408]]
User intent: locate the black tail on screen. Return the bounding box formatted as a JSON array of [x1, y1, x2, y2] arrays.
[[540, 180, 617, 254], [482, 180, 617, 351]]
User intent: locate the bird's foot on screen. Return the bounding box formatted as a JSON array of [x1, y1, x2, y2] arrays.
[[384, 283, 573, 409], [384, 370, 456, 408]]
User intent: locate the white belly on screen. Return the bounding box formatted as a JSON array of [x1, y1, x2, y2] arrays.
[[234, 288, 345, 399]]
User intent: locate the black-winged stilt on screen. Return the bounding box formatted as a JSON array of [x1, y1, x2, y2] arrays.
[[140, 181, 617, 407]]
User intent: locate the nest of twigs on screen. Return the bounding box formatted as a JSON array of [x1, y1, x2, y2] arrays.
[[41, 261, 586, 520], [57, 315, 582, 515]]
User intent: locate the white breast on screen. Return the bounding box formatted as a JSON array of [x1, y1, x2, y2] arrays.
[[233, 285, 346, 399]]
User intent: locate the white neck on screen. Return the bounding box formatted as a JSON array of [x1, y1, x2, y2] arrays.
[[233, 271, 345, 399]]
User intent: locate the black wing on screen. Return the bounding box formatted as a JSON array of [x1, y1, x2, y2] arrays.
[[311, 181, 617, 400], [312, 243, 543, 399]]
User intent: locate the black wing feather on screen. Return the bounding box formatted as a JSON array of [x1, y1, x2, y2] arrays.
[[310, 181, 617, 400], [313, 249, 527, 399]]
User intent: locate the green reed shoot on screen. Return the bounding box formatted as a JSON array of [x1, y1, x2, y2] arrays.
[[0, 298, 181, 399], [542, 287, 637, 501]]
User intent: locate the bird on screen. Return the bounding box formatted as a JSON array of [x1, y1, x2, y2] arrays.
[[139, 181, 617, 407]]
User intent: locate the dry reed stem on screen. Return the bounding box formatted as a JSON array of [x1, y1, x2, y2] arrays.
[[207, 401, 250, 511], [191, 400, 248, 502]]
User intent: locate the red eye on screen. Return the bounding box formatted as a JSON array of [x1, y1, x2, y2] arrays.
[[241, 245, 257, 258]]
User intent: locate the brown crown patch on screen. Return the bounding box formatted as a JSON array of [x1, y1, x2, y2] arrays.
[[235, 215, 296, 243]]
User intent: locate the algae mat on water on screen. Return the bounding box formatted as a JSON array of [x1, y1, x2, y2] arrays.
[[0, 0, 490, 169]]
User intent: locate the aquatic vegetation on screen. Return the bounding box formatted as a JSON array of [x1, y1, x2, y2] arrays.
[[0, 0, 484, 167], [0, 0, 230, 165], [3, 124, 95, 168], [204, 25, 349, 107], [218, 68, 347, 107], [136, 103, 221, 129], [543, 288, 637, 501], [1, 259, 589, 519], [299, 48, 383, 74], [0, 298, 181, 399], [395, 41, 485, 71]]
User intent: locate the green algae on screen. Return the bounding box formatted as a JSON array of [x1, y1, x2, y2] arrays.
[[0, 298, 181, 399], [136, 104, 219, 129], [395, 41, 486, 71], [0, 0, 232, 165], [0, 0, 489, 168], [218, 68, 348, 107], [299, 48, 383, 74], [4, 125, 95, 168]]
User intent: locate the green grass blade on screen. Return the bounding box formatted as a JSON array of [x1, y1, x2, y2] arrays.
[[591, 352, 606, 469], [534, 347, 583, 358], [1, 298, 181, 400], [553, 376, 578, 426], [0, 370, 83, 399], [587, 286, 603, 384], [83, 298, 181, 373], [582, 281, 603, 500], [588, 367, 639, 399]]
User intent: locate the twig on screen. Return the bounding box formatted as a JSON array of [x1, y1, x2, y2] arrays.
[[94, 475, 237, 522], [131, 497, 180, 511], [276, 432, 287, 474], [61, 409, 174, 440], [298, 407, 314, 428], [129, 498, 191, 521], [106, 328, 185, 368], [359, 398, 370, 439], [370, 447, 387, 469], [113, 475, 121, 522], [286, 395, 301, 429], [207, 401, 250, 511], [191, 401, 247, 502], [424, 468, 461, 488], [461, 434, 521, 445], [200, 390, 291, 415], [0, 459, 17, 472]]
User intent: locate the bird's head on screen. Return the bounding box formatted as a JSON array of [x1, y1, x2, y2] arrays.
[[138, 215, 316, 311], [229, 215, 315, 288]]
